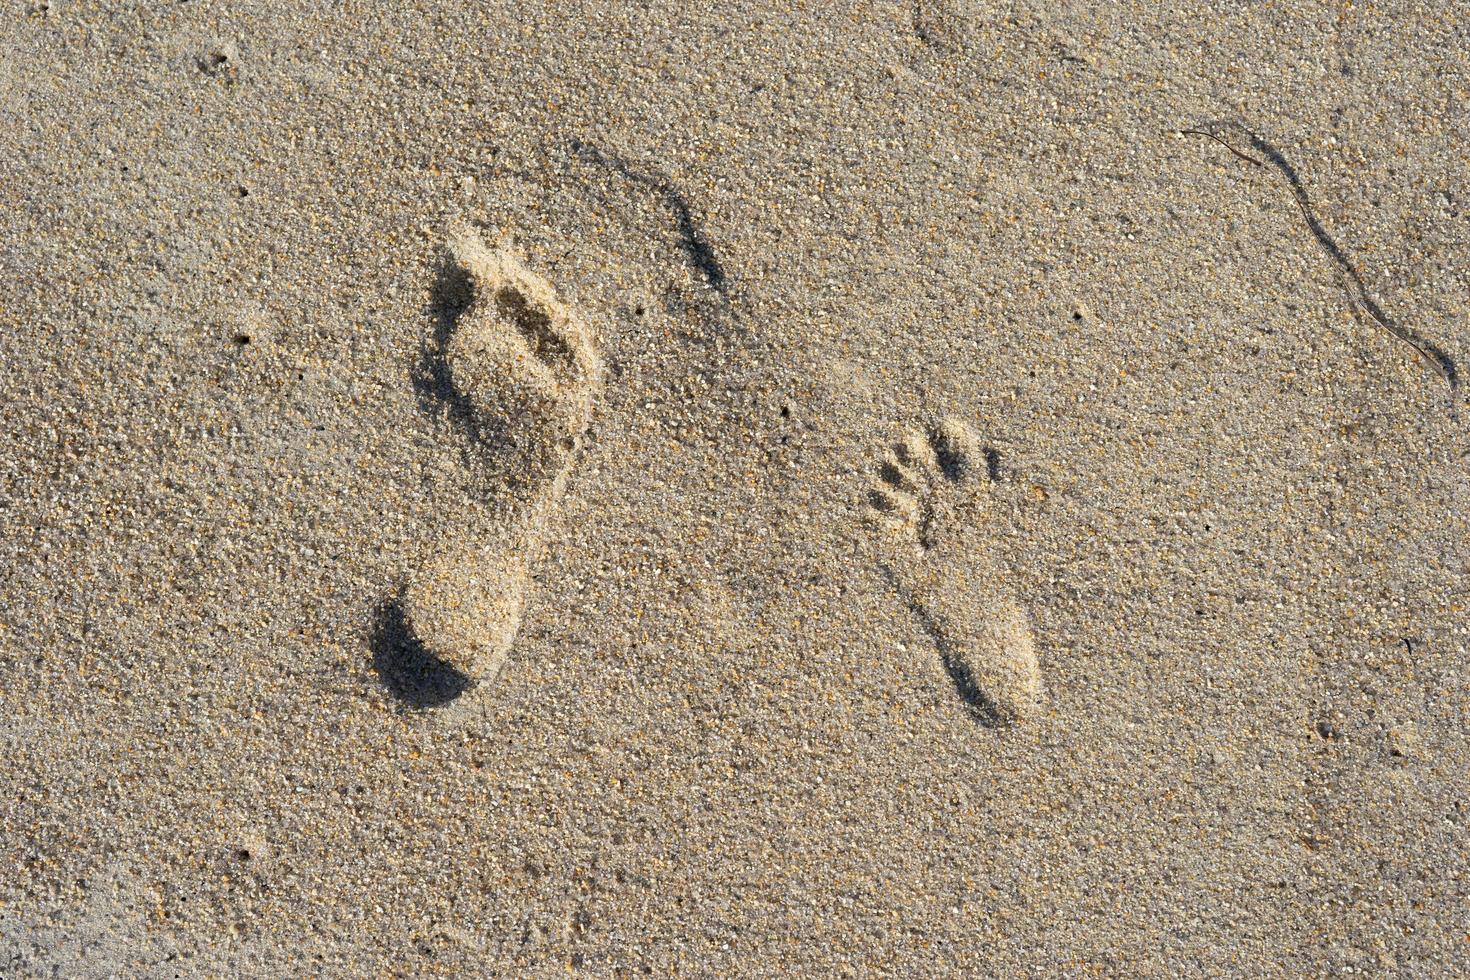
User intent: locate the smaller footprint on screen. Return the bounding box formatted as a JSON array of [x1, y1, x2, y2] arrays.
[[396, 225, 601, 692], [867, 418, 1041, 726]]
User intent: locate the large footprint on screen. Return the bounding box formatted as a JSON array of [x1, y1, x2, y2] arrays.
[[866, 418, 1042, 726], [402, 225, 601, 687]]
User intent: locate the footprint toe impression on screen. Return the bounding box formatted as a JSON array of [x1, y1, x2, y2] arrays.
[[866, 417, 1042, 726]]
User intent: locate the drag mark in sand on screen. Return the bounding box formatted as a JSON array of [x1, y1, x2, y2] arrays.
[[1179, 121, 1458, 397], [867, 418, 1042, 727]]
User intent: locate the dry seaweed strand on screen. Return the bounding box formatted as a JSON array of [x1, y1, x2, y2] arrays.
[[1178, 121, 1458, 396]]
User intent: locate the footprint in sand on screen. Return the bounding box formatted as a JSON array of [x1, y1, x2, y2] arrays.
[[396, 225, 600, 695], [866, 418, 1042, 726]]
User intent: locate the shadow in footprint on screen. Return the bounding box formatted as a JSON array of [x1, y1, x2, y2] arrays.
[[410, 251, 525, 504], [370, 598, 474, 708], [412, 257, 482, 439]]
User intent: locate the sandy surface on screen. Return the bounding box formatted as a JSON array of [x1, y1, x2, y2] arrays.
[[2, 1, 1468, 975]]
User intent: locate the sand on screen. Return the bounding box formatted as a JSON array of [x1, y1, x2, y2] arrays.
[[2, 0, 1467, 975]]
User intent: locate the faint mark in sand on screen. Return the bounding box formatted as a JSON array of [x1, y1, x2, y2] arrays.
[[197, 39, 239, 79], [376, 225, 601, 704], [912, 0, 965, 52], [910, 0, 992, 56], [0, 861, 181, 978], [867, 417, 1041, 726]]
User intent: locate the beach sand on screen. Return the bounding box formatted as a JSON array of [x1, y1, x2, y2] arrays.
[[2, 1, 1467, 974]]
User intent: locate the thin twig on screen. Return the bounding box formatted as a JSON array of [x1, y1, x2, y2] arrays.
[[1176, 128, 1265, 168]]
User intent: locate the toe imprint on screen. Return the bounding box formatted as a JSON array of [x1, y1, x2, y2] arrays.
[[442, 226, 601, 498], [869, 418, 987, 551]]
